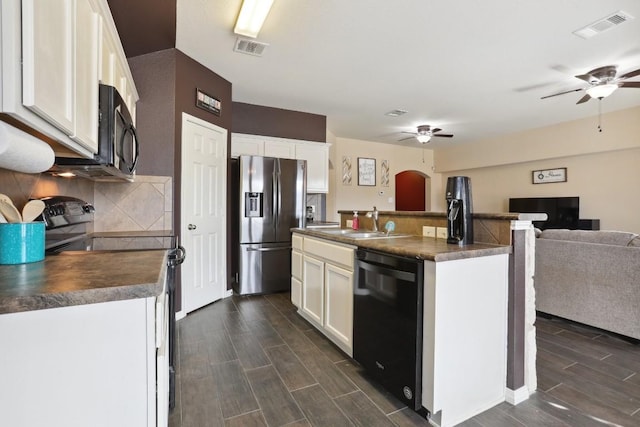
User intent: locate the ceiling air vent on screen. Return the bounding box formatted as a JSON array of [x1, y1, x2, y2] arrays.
[[385, 109, 408, 117], [573, 10, 634, 39], [234, 38, 269, 56]]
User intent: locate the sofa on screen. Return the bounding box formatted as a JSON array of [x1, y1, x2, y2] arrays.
[[535, 229, 640, 340]]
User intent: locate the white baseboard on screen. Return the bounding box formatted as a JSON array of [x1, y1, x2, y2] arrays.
[[505, 386, 530, 405]]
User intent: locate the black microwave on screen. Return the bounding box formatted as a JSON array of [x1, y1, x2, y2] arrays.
[[52, 84, 139, 181]]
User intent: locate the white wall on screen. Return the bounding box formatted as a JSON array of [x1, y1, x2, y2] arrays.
[[434, 106, 640, 232], [326, 136, 442, 221]]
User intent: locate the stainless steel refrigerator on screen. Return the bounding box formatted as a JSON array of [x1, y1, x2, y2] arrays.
[[232, 155, 306, 295]]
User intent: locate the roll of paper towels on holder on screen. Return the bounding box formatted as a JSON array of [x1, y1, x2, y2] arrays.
[[0, 122, 55, 173]]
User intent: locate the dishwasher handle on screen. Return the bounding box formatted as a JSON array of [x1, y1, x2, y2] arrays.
[[356, 259, 417, 282]]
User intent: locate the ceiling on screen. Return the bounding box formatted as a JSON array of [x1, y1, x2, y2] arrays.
[[174, 0, 640, 147]]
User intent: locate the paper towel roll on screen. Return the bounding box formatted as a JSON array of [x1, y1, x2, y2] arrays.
[[0, 121, 55, 173]]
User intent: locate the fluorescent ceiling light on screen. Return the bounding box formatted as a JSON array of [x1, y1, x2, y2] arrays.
[[416, 134, 431, 144], [586, 83, 618, 99], [234, 0, 274, 38]]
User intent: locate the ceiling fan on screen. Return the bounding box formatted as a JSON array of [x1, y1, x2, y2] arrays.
[[541, 65, 640, 104], [399, 125, 454, 144]]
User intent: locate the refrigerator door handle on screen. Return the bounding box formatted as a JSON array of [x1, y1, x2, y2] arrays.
[[272, 166, 278, 230], [246, 246, 292, 252], [276, 159, 282, 225]]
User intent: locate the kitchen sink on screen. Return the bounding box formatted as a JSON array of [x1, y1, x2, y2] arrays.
[[316, 228, 357, 235], [313, 229, 411, 239]]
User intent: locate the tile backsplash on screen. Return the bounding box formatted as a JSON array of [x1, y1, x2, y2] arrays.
[[93, 175, 172, 232], [0, 169, 172, 233]]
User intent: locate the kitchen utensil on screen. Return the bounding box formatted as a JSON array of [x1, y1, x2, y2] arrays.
[[22, 200, 45, 223], [0, 193, 14, 205], [0, 212, 7, 223], [0, 199, 22, 223]]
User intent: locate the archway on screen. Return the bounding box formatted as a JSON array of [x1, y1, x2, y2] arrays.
[[395, 170, 430, 211]]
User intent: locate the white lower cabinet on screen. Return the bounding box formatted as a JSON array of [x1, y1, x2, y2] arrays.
[[291, 234, 303, 308], [323, 263, 353, 349], [0, 296, 163, 427], [421, 254, 509, 427], [292, 233, 355, 355], [302, 254, 325, 325]]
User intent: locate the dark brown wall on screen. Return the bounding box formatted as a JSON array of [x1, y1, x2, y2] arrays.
[[107, 0, 176, 57], [128, 48, 233, 309], [174, 51, 234, 296], [129, 49, 176, 177], [233, 102, 326, 142]]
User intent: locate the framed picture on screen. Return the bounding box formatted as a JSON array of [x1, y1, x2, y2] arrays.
[[358, 157, 376, 186], [380, 160, 389, 187], [532, 167, 567, 184], [342, 156, 352, 185]]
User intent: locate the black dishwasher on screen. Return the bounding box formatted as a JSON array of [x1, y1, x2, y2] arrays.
[[353, 248, 425, 412]]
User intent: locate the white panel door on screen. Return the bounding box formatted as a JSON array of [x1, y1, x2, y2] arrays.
[[181, 113, 227, 313]]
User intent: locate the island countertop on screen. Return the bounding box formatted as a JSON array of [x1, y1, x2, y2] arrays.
[[0, 250, 167, 315], [293, 228, 511, 261]]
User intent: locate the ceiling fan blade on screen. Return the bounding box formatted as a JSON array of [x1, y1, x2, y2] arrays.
[[432, 133, 453, 138], [398, 136, 416, 141], [540, 88, 583, 99], [619, 81, 640, 88], [575, 73, 597, 83], [431, 128, 442, 133], [401, 131, 417, 135], [619, 68, 640, 80], [576, 94, 591, 104]]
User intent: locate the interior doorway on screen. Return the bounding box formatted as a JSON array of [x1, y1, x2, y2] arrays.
[[395, 170, 430, 211]]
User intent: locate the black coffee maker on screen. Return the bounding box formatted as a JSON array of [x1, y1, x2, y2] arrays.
[[446, 176, 473, 245]]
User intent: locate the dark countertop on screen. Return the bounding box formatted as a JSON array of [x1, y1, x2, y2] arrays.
[[293, 228, 511, 261], [0, 250, 167, 315], [337, 210, 547, 221]]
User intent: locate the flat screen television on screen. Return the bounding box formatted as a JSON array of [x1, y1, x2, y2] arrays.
[[509, 197, 579, 230]]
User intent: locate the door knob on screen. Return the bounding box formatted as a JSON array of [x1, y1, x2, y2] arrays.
[[188, 224, 197, 230]]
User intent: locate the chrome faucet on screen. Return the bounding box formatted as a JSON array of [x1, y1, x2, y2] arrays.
[[366, 206, 379, 232]]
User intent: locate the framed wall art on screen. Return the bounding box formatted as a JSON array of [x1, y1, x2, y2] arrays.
[[380, 159, 389, 187], [342, 156, 352, 185], [358, 157, 376, 186], [532, 167, 567, 184]]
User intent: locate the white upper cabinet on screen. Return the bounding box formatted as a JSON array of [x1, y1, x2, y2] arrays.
[[72, 0, 100, 152], [231, 133, 330, 193], [264, 139, 295, 159], [21, 0, 75, 136], [0, 0, 136, 158], [294, 142, 329, 193], [231, 134, 264, 157], [22, 0, 100, 154]]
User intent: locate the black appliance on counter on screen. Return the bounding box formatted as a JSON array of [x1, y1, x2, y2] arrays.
[[353, 249, 427, 416], [51, 84, 139, 181], [445, 176, 473, 245], [42, 196, 184, 411]]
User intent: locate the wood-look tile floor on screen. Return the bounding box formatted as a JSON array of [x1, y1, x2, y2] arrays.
[[169, 294, 640, 427]]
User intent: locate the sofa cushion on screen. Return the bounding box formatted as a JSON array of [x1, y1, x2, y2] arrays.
[[538, 229, 638, 246]]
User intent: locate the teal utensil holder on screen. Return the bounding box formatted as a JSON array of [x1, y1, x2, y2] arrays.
[[0, 222, 45, 264]]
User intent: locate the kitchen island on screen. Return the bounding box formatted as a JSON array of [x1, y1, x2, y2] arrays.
[[0, 251, 168, 427], [291, 228, 512, 427]]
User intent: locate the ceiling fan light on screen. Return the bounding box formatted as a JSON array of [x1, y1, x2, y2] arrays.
[[417, 134, 431, 143], [586, 83, 618, 99], [234, 0, 274, 38]]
